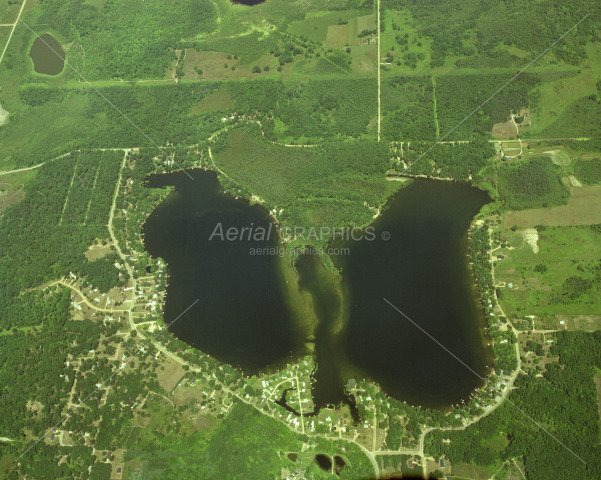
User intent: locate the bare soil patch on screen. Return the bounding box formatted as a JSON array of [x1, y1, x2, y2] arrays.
[[492, 119, 516, 139], [0, 103, 8, 126], [85, 242, 112, 261], [0, 188, 24, 212], [521, 227, 539, 253], [156, 358, 186, 393]]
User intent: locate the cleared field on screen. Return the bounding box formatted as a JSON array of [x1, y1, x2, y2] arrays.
[[494, 225, 601, 322], [287, 10, 360, 43], [190, 88, 233, 114], [84, 242, 112, 261], [325, 24, 350, 47], [156, 358, 186, 392], [0, 0, 20, 24], [502, 185, 601, 227], [558, 315, 601, 331], [491, 119, 516, 139], [0, 167, 36, 213], [451, 463, 492, 480], [349, 43, 376, 76], [529, 43, 601, 135], [182, 49, 279, 80]]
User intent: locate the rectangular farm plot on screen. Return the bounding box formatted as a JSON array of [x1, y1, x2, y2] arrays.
[[0, 0, 21, 24], [287, 10, 360, 43], [325, 24, 350, 48]]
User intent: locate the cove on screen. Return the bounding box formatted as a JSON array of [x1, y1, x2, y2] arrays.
[[29, 34, 65, 75], [143, 171, 493, 410]]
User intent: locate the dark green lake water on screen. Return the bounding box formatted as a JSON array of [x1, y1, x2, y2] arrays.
[[143, 170, 304, 370], [330, 179, 493, 407], [143, 171, 493, 410], [29, 34, 65, 75]]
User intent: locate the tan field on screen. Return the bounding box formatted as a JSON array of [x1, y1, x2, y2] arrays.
[[502, 185, 601, 227]]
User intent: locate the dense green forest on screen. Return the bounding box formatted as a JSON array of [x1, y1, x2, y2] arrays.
[[213, 126, 398, 234], [574, 158, 601, 185], [425, 331, 601, 479], [0, 151, 124, 330], [35, 0, 217, 79], [498, 157, 570, 210], [435, 74, 539, 140], [399, 139, 495, 179], [382, 0, 600, 68], [381, 76, 436, 141]]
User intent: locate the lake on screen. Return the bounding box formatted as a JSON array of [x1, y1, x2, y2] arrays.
[[329, 179, 493, 408], [143, 170, 306, 371], [143, 171, 493, 410], [29, 34, 65, 75]]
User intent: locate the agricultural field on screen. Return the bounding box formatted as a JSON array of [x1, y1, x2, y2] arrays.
[[502, 185, 601, 227], [0, 0, 21, 24], [493, 225, 601, 324], [526, 43, 601, 136]]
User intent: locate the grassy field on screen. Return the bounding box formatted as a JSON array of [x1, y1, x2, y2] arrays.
[[494, 225, 601, 323], [0, 167, 35, 212], [190, 88, 233, 114], [527, 43, 601, 136], [182, 48, 280, 80], [0, 0, 20, 24], [380, 9, 432, 75], [502, 185, 601, 227], [287, 10, 361, 43]]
